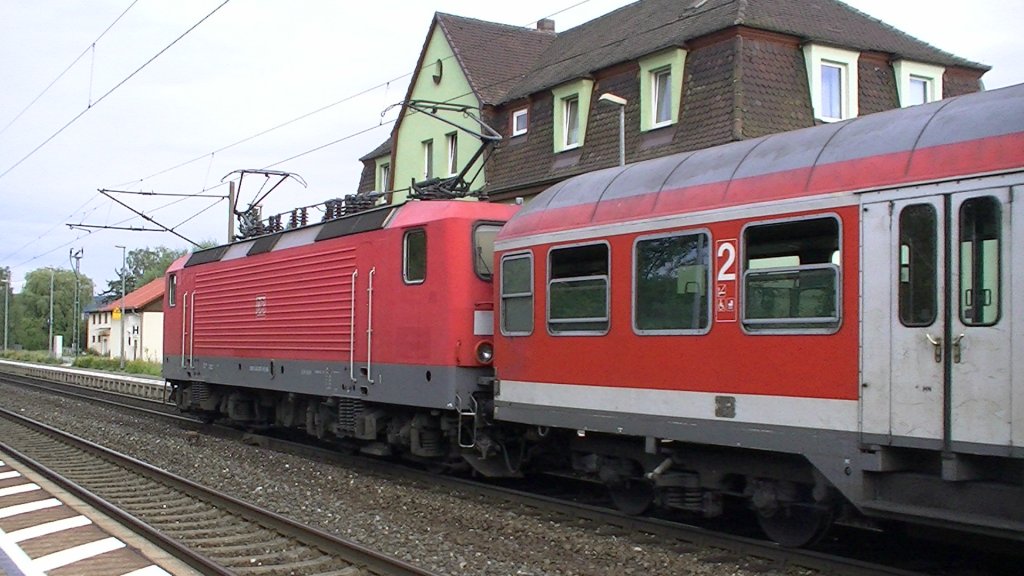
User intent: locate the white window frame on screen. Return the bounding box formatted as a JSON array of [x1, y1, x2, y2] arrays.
[[803, 44, 859, 122], [551, 78, 594, 153], [422, 139, 433, 179], [376, 161, 390, 192], [652, 67, 673, 127], [512, 108, 528, 136], [893, 60, 944, 107], [446, 132, 458, 176], [563, 96, 580, 149]]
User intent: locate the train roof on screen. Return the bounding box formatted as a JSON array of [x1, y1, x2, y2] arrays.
[[175, 200, 517, 270], [498, 83, 1024, 243]]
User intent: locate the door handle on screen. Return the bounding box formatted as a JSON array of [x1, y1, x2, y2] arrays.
[[925, 333, 942, 363], [952, 333, 965, 364]]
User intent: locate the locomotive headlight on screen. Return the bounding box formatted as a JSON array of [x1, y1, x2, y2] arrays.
[[475, 340, 494, 365]]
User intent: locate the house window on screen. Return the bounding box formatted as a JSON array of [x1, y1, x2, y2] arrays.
[[563, 96, 580, 148], [167, 274, 177, 308], [512, 109, 528, 136], [804, 44, 859, 122], [742, 216, 841, 332], [422, 140, 433, 179], [821, 62, 844, 120], [548, 243, 609, 334], [446, 132, 458, 176], [551, 78, 594, 153], [377, 162, 390, 192], [893, 60, 944, 107], [639, 48, 686, 131], [634, 231, 710, 333], [404, 229, 427, 284], [652, 68, 672, 126], [501, 253, 533, 335]]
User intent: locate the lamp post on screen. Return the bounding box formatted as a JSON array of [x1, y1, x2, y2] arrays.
[[116, 245, 127, 369], [598, 93, 627, 167]]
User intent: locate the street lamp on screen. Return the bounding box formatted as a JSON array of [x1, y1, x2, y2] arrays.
[[116, 245, 127, 369], [598, 93, 627, 167]]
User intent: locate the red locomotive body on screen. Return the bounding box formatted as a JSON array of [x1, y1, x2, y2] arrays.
[[164, 200, 516, 454]]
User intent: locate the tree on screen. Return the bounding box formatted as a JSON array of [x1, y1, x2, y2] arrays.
[[11, 268, 94, 351], [100, 246, 187, 303]]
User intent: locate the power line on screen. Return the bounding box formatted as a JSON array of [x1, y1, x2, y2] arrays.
[[0, 0, 233, 184], [0, 0, 141, 139]]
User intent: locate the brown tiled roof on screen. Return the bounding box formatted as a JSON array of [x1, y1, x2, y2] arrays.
[[504, 0, 986, 101], [102, 277, 164, 312], [358, 138, 392, 162], [435, 13, 556, 105]]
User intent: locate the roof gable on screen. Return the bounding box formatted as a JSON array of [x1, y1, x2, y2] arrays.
[[103, 277, 165, 312]]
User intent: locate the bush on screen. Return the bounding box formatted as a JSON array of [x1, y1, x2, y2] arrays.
[[72, 356, 162, 377], [0, 350, 62, 365]]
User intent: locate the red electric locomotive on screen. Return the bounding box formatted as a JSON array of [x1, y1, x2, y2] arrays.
[[492, 83, 1024, 545], [164, 200, 517, 461]]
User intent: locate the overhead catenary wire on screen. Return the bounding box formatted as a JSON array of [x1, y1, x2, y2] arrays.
[[0, 0, 233, 184]]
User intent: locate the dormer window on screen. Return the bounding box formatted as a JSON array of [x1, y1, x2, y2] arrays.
[[639, 48, 687, 131], [893, 60, 944, 107], [804, 44, 860, 122], [512, 108, 528, 136], [551, 79, 594, 152]]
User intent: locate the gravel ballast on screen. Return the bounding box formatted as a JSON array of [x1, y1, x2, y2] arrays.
[[0, 383, 811, 576]]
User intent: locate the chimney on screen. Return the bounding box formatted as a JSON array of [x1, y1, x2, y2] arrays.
[[536, 18, 555, 33]]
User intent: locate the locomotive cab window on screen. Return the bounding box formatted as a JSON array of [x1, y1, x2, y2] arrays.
[[474, 223, 502, 279], [167, 273, 177, 308], [548, 243, 609, 334], [404, 229, 426, 284], [742, 216, 840, 331], [634, 232, 710, 333], [501, 253, 533, 335]]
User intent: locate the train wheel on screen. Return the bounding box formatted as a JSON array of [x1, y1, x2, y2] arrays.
[[756, 502, 833, 547], [609, 480, 655, 515]]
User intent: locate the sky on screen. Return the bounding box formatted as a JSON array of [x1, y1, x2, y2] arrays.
[[0, 0, 1021, 293]]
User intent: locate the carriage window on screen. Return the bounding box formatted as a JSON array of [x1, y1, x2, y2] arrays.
[[548, 243, 609, 334], [743, 217, 840, 330], [167, 274, 177, 308], [404, 229, 426, 284], [474, 224, 501, 279], [634, 232, 710, 333], [899, 204, 937, 326], [501, 254, 533, 334], [960, 197, 1001, 326]]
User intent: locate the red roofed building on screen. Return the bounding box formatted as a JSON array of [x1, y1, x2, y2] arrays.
[[86, 277, 166, 362]]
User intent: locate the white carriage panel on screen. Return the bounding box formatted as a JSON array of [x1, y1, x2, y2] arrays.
[[859, 202, 893, 437], [1012, 185, 1023, 449], [498, 380, 859, 432]]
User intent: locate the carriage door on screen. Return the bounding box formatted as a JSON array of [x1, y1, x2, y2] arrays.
[[861, 188, 1012, 451]]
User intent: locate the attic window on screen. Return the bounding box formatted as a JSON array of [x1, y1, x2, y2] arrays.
[[893, 60, 944, 107], [512, 109, 528, 136], [639, 48, 687, 131], [551, 78, 594, 153], [432, 59, 443, 84], [803, 44, 860, 122]]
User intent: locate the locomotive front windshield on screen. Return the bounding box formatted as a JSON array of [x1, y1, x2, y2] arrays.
[[474, 224, 502, 279]]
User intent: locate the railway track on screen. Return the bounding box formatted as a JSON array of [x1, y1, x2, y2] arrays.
[[1, 363, 1017, 576], [0, 404, 440, 576]]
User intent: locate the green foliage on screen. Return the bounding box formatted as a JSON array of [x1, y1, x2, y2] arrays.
[[11, 268, 93, 351], [0, 350, 62, 364], [101, 246, 187, 303], [72, 355, 161, 376]]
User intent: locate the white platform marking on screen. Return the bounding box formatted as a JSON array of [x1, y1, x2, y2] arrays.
[[34, 536, 125, 571], [6, 515, 92, 543], [0, 498, 62, 519], [0, 471, 21, 481], [121, 565, 174, 576], [0, 483, 40, 498]]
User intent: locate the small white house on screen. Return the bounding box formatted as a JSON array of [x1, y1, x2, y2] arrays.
[[86, 277, 165, 362]]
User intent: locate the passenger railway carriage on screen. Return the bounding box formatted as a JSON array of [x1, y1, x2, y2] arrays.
[[166, 84, 1023, 546], [493, 84, 1023, 545]]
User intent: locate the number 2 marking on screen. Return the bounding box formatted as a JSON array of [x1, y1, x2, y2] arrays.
[[716, 241, 737, 282]]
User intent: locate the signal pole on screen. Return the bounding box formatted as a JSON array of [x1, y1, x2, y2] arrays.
[[116, 245, 126, 369], [70, 248, 83, 356]]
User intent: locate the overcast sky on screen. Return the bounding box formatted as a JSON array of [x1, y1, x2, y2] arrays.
[[1, 0, 1021, 293]]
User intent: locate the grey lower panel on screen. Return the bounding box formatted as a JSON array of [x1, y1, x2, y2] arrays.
[[164, 355, 490, 411]]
